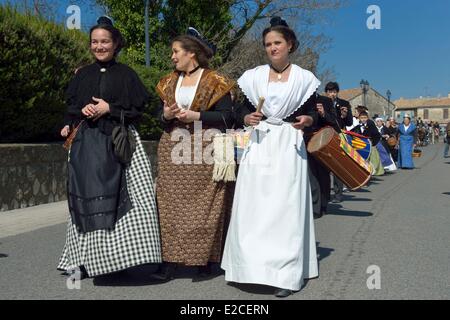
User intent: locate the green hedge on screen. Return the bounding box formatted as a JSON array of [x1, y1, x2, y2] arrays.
[[0, 5, 92, 142], [0, 5, 168, 142], [125, 62, 165, 141]]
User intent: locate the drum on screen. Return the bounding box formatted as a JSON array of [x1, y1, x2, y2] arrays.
[[387, 136, 397, 147], [307, 127, 372, 190], [344, 130, 372, 160]]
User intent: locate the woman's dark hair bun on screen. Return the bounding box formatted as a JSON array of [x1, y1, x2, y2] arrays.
[[97, 16, 113, 26], [270, 16, 288, 28]]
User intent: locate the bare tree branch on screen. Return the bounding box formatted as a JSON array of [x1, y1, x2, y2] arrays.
[[221, 0, 343, 62]]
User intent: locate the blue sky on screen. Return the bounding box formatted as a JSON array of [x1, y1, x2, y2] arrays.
[[2, 0, 449, 100], [317, 0, 450, 100]]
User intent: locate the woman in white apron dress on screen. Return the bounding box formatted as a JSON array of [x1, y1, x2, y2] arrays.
[[221, 17, 319, 298]]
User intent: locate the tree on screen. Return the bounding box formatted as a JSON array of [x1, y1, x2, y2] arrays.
[[96, 0, 234, 69], [91, 0, 342, 139], [3, 0, 58, 18], [0, 5, 91, 142], [223, 0, 343, 62], [220, 15, 336, 81], [96, 0, 342, 70], [161, 0, 234, 67], [95, 0, 167, 66]]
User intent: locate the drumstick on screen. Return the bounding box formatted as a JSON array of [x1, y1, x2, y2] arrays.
[[256, 97, 265, 113]]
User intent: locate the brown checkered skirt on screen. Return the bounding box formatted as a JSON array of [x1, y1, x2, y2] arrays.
[[156, 125, 234, 266]]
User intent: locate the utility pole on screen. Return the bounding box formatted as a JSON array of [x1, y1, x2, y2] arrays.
[[145, 0, 150, 67]]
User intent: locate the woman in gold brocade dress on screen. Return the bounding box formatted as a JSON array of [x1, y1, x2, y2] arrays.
[[151, 28, 235, 281]]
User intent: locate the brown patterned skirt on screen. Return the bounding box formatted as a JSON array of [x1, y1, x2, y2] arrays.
[[156, 125, 234, 266]]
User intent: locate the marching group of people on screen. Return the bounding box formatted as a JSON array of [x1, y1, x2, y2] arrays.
[[415, 118, 445, 146], [57, 16, 448, 298]]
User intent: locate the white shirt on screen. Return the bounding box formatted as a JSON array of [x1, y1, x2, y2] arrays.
[[360, 123, 366, 133], [237, 64, 320, 121], [266, 81, 289, 117], [346, 117, 359, 131], [376, 125, 383, 134], [175, 69, 204, 110]]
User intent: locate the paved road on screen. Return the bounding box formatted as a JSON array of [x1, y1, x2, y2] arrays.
[[1, 143, 449, 300]]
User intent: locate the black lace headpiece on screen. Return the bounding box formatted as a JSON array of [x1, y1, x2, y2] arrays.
[[186, 27, 217, 55]]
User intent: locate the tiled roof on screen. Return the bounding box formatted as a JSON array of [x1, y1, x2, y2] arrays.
[[393, 97, 450, 110], [337, 88, 361, 101]]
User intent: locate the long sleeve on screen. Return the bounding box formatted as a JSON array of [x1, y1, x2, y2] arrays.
[[64, 75, 83, 127], [108, 69, 149, 123], [157, 99, 174, 130], [234, 96, 255, 129], [320, 108, 339, 129], [351, 125, 362, 135], [63, 112, 73, 127], [335, 98, 353, 128], [317, 95, 341, 132], [284, 92, 318, 125], [288, 93, 319, 140], [342, 105, 353, 127], [367, 120, 381, 146], [199, 93, 234, 130], [385, 126, 398, 137]]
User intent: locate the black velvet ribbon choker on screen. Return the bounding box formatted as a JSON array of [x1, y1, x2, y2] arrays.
[[186, 65, 201, 76], [270, 63, 291, 74]]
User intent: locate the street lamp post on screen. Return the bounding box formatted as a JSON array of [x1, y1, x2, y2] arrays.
[[145, 0, 150, 67], [360, 79, 369, 108], [386, 89, 392, 118]]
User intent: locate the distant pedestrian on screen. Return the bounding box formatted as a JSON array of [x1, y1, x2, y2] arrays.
[[444, 122, 450, 158], [434, 123, 440, 143], [398, 114, 417, 169]]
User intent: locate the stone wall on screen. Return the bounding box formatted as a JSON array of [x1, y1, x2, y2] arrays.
[[348, 89, 395, 119], [417, 107, 450, 123], [0, 141, 159, 212]]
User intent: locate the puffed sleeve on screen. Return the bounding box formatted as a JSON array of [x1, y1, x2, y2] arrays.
[[108, 67, 150, 123], [64, 75, 83, 126]]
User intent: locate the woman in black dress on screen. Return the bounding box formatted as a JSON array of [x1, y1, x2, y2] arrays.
[[58, 17, 161, 279]]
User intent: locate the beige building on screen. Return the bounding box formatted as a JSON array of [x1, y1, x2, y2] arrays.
[[337, 87, 396, 119], [393, 95, 450, 124]]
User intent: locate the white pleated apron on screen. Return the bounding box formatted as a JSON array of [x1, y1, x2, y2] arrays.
[[221, 119, 319, 291]]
